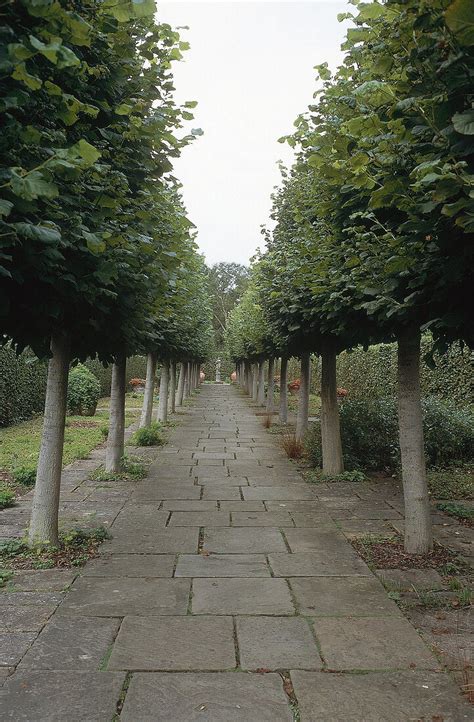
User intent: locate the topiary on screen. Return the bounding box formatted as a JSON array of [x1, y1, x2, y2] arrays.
[[67, 364, 101, 417]]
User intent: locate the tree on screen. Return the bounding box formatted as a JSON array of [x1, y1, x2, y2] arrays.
[[207, 262, 250, 346]]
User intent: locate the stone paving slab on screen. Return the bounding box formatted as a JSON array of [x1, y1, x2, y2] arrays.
[[0, 605, 56, 632], [120, 672, 293, 721], [19, 616, 120, 669], [0, 632, 37, 666], [268, 552, 372, 577], [192, 578, 295, 615], [161, 500, 218, 511], [108, 615, 236, 671], [289, 576, 402, 616], [103, 527, 199, 553], [231, 511, 294, 527], [82, 553, 176, 578], [219, 500, 266, 511], [242, 486, 318, 500], [312, 616, 439, 670], [237, 616, 322, 670], [169, 511, 231, 527], [290, 670, 472, 721], [58, 576, 190, 616], [201, 486, 242, 500], [203, 527, 287, 553], [1, 670, 126, 721], [175, 554, 270, 577], [374, 567, 445, 591], [8, 569, 77, 592], [284, 528, 350, 553]]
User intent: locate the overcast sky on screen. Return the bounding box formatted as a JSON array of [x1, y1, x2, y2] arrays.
[[159, 1, 352, 266]]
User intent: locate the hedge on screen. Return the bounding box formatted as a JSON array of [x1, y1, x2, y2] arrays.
[[0, 346, 47, 427], [0, 350, 148, 427], [336, 338, 473, 407]]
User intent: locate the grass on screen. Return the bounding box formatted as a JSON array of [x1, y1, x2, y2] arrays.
[[428, 466, 473, 500], [436, 501, 473, 525], [281, 432, 304, 459], [304, 468, 366, 483], [0, 526, 110, 578], [89, 455, 146, 482], [129, 422, 165, 447], [97, 393, 144, 410], [0, 408, 140, 480], [0, 485, 15, 509]]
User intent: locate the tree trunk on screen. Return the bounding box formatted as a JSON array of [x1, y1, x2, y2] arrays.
[[252, 363, 258, 402], [176, 362, 186, 406], [296, 352, 310, 442], [183, 362, 191, 399], [105, 354, 126, 473], [266, 357, 275, 412], [139, 352, 157, 428], [244, 361, 251, 394], [279, 356, 288, 424], [257, 360, 266, 406], [320, 339, 344, 475], [28, 334, 70, 546], [168, 361, 176, 414], [397, 328, 433, 554], [157, 361, 170, 422]]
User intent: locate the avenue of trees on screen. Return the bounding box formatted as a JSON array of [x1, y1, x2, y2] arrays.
[[1, 0, 212, 545], [226, 0, 474, 554]]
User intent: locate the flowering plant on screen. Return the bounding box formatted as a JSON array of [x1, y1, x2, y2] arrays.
[[129, 378, 146, 388]]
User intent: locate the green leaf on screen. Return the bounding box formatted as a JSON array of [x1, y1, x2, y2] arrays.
[[452, 109, 474, 135], [445, 0, 474, 46], [76, 139, 101, 165], [83, 231, 106, 254], [29, 35, 61, 64], [13, 223, 61, 243], [12, 63, 42, 90], [0, 200, 13, 218], [10, 170, 59, 201]]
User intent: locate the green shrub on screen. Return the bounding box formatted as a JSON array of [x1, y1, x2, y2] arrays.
[[0, 346, 47, 427], [305, 397, 474, 473], [0, 485, 15, 509], [131, 422, 164, 447], [84, 356, 147, 396], [67, 365, 101, 416], [436, 502, 473, 522], [13, 466, 36, 486]]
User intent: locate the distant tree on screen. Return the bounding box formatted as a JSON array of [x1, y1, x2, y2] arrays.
[[207, 262, 250, 345]]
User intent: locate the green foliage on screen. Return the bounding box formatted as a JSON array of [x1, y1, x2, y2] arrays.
[[85, 357, 148, 396], [91, 456, 146, 481], [428, 468, 473, 499], [337, 339, 473, 407], [67, 364, 101, 416], [131, 422, 164, 447], [305, 398, 474, 472], [12, 466, 36, 486], [0, 346, 47, 427], [206, 262, 250, 346], [0, 485, 15, 509], [436, 502, 473, 521], [0, 568, 13, 588]]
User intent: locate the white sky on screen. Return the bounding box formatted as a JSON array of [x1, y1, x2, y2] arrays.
[[159, 1, 352, 265]]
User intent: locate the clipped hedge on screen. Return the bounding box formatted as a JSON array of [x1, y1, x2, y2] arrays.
[[84, 356, 148, 396], [336, 337, 473, 406], [305, 397, 474, 472], [0, 346, 47, 427]]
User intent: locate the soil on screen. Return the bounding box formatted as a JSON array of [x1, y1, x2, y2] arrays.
[[352, 537, 462, 571]]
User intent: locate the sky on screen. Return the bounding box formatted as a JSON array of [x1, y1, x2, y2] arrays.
[[159, 1, 352, 266]]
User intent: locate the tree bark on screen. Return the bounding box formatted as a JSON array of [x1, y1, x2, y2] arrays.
[[157, 361, 170, 422], [176, 362, 186, 406], [320, 338, 344, 475], [296, 352, 310, 442], [244, 361, 251, 394], [168, 361, 176, 414], [183, 361, 191, 399], [397, 327, 433, 554], [139, 352, 157, 428], [257, 360, 266, 406], [266, 357, 275, 412], [279, 356, 288, 424], [105, 354, 126, 473], [252, 363, 258, 401], [28, 334, 70, 546]]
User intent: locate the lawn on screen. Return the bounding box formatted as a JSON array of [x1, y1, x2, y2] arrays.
[[272, 392, 321, 417], [0, 406, 140, 477]]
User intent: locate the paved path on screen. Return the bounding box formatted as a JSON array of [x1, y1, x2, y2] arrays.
[[1, 384, 471, 720]]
